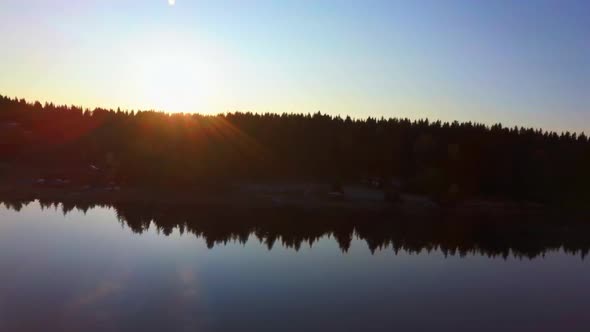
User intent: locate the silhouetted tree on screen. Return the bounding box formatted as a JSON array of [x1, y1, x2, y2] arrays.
[[1, 94, 590, 207]]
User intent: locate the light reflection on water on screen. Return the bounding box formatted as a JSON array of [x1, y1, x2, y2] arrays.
[[1, 201, 589, 332]]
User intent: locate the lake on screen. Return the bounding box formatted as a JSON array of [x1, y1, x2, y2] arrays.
[[1, 201, 590, 332]]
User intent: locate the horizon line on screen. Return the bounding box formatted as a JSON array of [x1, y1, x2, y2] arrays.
[[1, 93, 585, 136]]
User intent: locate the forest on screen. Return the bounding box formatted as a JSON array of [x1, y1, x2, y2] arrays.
[[1, 94, 590, 208]]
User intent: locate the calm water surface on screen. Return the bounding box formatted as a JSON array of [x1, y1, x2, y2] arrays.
[[1, 202, 589, 332]]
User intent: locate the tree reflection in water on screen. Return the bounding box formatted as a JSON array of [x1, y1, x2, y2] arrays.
[[1, 195, 589, 259]]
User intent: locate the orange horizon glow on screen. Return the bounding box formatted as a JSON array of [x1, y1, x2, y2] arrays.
[[1, 1, 589, 133]]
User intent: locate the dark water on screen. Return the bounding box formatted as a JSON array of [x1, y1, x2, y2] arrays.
[[1, 201, 590, 332]]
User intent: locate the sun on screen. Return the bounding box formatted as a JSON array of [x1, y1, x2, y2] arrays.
[[168, 0, 175, 6]]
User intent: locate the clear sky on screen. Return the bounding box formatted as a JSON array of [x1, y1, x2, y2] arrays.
[[0, 0, 589, 132]]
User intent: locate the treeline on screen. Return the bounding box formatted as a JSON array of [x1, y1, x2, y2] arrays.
[[2, 197, 590, 259], [1, 95, 590, 206]]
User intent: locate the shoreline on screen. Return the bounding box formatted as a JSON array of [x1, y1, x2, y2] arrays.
[[2, 185, 590, 259], [0, 183, 578, 221]]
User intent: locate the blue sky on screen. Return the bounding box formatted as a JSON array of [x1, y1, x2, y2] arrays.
[[0, 0, 589, 132]]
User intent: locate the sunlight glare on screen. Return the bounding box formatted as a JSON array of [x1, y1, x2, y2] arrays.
[[128, 41, 222, 113], [168, 0, 175, 6]]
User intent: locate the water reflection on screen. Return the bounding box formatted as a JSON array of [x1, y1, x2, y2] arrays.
[[3, 198, 590, 332], [2, 196, 589, 259]]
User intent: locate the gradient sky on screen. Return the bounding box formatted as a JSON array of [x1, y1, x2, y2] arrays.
[[0, 1, 589, 132]]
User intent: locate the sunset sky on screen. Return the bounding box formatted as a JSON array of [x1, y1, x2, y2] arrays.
[[0, 0, 589, 132]]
